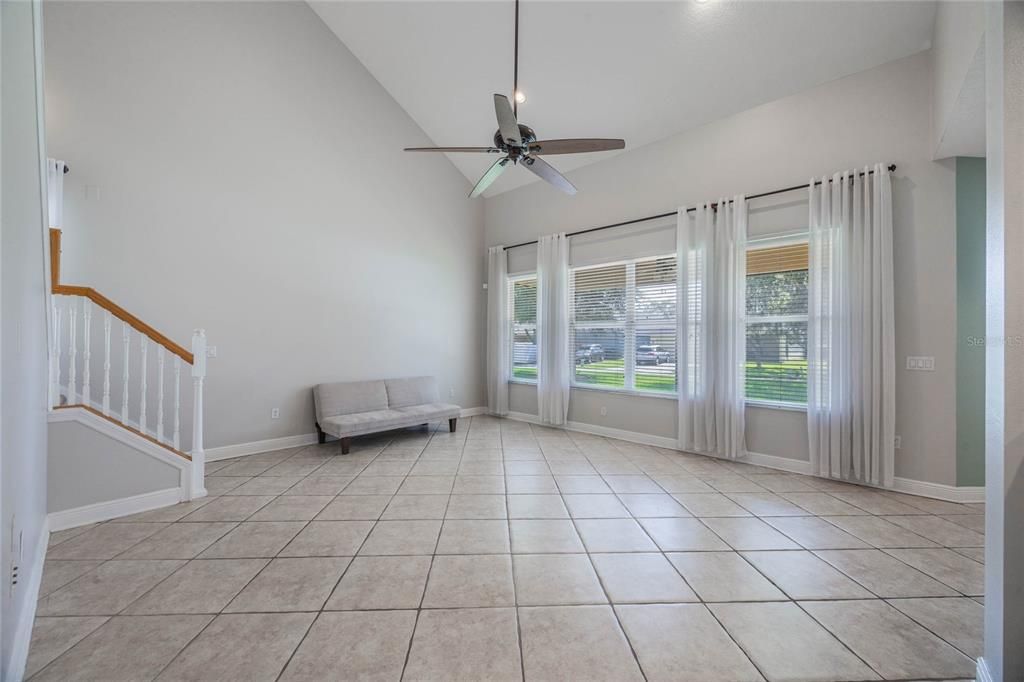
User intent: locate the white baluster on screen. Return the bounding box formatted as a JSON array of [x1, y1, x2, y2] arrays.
[[156, 347, 166, 443], [173, 357, 182, 450], [102, 311, 112, 416], [81, 299, 92, 406], [68, 305, 77, 404], [190, 329, 207, 498], [139, 336, 148, 434], [50, 302, 61, 407], [121, 322, 130, 423]]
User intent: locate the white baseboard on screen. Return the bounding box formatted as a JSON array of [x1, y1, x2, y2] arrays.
[[504, 412, 984, 503], [48, 487, 182, 532], [206, 407, 489, 462], [741, 450, 814, 475], [976, 656, 993, 682], [892, 477, 986, 503], [507, 411, 680, 449], [5, 519, 49, 682], [206, 433, 319, 462]]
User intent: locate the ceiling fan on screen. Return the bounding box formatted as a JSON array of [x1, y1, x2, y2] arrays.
[[404, 0, 626, 198]]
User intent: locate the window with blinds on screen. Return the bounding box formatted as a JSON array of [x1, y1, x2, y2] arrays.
[[570, 255, 676, 393], [745, 241, 808, 405], [509, 276, 538, 382]]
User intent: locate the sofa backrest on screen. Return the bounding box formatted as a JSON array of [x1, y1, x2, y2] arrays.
[[314, 379, 388, 424], [384, 376, 440, 409]]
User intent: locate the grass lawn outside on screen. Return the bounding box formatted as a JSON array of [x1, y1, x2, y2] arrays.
[[513, 358, 807, 404]]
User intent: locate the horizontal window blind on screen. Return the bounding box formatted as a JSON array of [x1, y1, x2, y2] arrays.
[[571, 263, 627, 388], [570, 256, 676, 393], [634, 257, 677, 392], [747, 242, 809, 275], [510, 277, 538, 382], [745, 243, 808, 404]]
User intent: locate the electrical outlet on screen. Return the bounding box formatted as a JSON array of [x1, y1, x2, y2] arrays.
[[600, 406, 608, 416], [449, 387, 455, 398], [894, 435, 902, 449], [207, 346, 218, 358], [271, 408, 280, 419]]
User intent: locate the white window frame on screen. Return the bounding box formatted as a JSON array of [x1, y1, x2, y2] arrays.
[[508, 273, 538, 385], [744, 233, 809, 410], [569, 253, 677, 397]]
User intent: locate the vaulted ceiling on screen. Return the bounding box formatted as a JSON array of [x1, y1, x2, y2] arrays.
[[312, 1, 936, 196]]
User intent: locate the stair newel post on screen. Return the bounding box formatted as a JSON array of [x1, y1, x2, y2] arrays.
[[121, 322, 130, 423], [173, 356, 182, 450], [190, 329, 207, 498], [82, 299, 92, 406], [156, 346, 166, 443], [102, 311, 112, 416], [139, 336, 148, 434], [68, 304, 78, 404]]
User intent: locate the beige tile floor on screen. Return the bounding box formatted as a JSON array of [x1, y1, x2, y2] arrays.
[[28, 416, 984, 681]]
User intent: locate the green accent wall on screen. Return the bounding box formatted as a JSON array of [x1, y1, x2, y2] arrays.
[[956, 156, 986, 486]]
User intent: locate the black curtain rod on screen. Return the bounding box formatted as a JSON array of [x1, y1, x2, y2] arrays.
[[62, 163, 70, 174], [503, 163, 896, 251]]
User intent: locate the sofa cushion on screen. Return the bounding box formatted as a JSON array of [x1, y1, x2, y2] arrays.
[[320, 409, 410, 436], [384, 376, 441, 409], [314, 380, 388, 423], [393, 403, 461, 421]]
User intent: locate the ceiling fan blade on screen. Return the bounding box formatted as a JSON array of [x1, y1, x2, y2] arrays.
[[405, 147, 502, 153], [528, 138, 626, 155], [493, 94, 522, 147], [469, 157, 511, 198], [523, 156, 576, 195]]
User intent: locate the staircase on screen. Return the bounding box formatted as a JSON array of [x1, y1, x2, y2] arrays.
[[47, 228, 207, 513]]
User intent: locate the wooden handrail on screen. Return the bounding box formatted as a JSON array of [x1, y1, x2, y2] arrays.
[[49, 229, 194, 364]]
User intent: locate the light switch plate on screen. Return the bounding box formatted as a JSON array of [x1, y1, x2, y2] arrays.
[[906, 356, 935, 371]]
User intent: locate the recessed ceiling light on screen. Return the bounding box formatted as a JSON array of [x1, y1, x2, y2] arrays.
[[514, 90, 527, 104], [695, 0, 711, 4]]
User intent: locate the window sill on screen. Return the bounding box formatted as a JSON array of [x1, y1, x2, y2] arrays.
[[570, 384, 678, 400], [510, 381, 808, 412], [745, 399, 807, 412]]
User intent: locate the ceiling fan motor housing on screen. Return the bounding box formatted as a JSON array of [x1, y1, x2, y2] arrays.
[[494, 124, 537, 159]]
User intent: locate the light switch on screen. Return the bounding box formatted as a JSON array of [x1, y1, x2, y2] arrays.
[[906, 356, 935, 371]]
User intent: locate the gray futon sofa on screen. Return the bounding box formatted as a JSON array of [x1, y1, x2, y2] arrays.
[[313, 376, 461, 454]]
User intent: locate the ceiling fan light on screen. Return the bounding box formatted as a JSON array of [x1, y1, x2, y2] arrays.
[[514, 90, 527, 104]]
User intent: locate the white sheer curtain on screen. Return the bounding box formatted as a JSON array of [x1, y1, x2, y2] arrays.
[[486, 246, 510, 416], [47, 158, 65, 228], [807, 164, 895, 486], [537, 233, 570, 425], [676, 197, 747, 458]]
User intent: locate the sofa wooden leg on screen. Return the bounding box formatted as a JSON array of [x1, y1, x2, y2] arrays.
[[340, 437, 351, 455], [315, 423, 326, 445], [449, 417, 457, 433]]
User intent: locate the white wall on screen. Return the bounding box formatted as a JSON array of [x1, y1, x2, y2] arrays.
[[47, 420, 180, 514], [932, 1, 986, 159], [43, 1, 486, 450], [487, 52, 959, 486], [1, 1, 52, 678], [983, 3, 1024, 680]]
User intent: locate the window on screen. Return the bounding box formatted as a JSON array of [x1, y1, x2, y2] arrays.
[[509, 275, 537, 382], [745, 241, 809, 405], [570, 255, 677, 394]]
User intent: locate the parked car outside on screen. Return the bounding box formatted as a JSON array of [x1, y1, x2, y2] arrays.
[[636, 345, 671, 365], [575, 344, 605, 364]]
